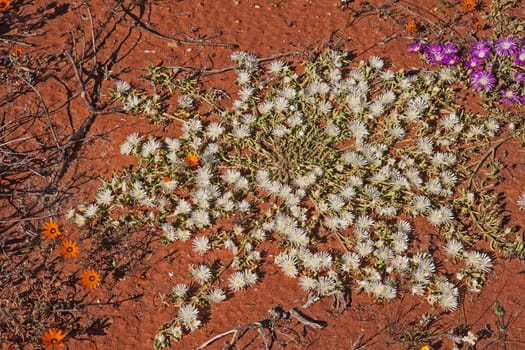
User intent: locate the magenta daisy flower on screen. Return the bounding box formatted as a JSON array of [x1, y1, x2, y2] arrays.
[[443, 54, 458, 66], [465, 56, 483, 70], [470, 40, 491, 61], [494, 37, 517, 56], [513, 71, 525, 83], [443, 43, 458, 55], [425, 44, 447, 65], [500, 89, 519, 105], [514, 47, 525, 66], [408, 41, 425, 54], [471, 70, 496, 91]]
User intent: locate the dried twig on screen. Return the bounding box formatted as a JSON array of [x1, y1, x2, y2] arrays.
[[197, 305, 326, 350], [114, 3, 239, 49]]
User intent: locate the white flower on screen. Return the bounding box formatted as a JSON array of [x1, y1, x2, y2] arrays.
[[190, 264, 212, 285], [166, 325, 183, 340], [275, 253, 298, 277], [272, 124, 289, 138], [340, 252, 360, 272], [178, 95, 193, 109], [164, 137, 180, 152], [206, 122, 224, 140], [207, 288, 226, 303], [84, 204, 99, 218], [355, 215, 374, 230], [192, 236, 210, 255], [174, 199, 191, 215], [318, 100, 332, 115], [380, 70, 395, 81], [485, 118, 500, 135], [232, 124, 251, 139], [175, 229, 191, 241], [427, 206, 454, 227], [228, 271, 246, 292], [438, 67, 455, 83], [96, 188, 114, 206], [462, 331, 478, 346], [287, 114, 303, 127], [298, 275, 317, 292], [315, 275, 338, 296], [120, 141, 134, 155], [125, 133, 142, 146], [191, 209, 211, 229], [378, 90, 396, 105], [517, 193, 525, 210], [325, 123, 340, 137], [162, 223, 176, 242], [355, 241, 374, 257], [268, 60, 285, 75], [368, 100, 384, 117], [444, 239, 463, 258], [162, 178, 178, 192], [439, 294, 458, 312], [411, 195, 431, 214], [464, 251, 493, 273], [177, 304, 200, 330], [391, 255, 410, 273], [369, 56, 384, 69], [130, 181, 147, 201], [416, 137, 434, 155], [273, 97, 289, 113], [114, 80, 131, 94], [195, 167, 213, 188], [123, 95, 141, 111], [141, 139, 161, 157], [172, 283, 189, 298], [74, 213, 86, 227], [440, 113, 459, 132], [236, 70, 251, 85]]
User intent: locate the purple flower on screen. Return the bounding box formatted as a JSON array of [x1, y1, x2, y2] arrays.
[[443, 43, 458, 55], [500, 89, 520, 105], [471, 70, 496, 91], [514, 47, 525, 65], [513, 71, 525, 83], [408, 41, 425, 54], [465, 56, 484, 70], [443, 54, 459, 66], [470, 40, 492, 61], [471, 45, 491, 60], [471, 40, 491, 51], [425, 43, 443, 56], [494, 37, 517, 56], [425, 44, 448, 65]]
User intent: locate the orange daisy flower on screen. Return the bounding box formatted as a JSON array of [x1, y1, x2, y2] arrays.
[[405, 21, 417, 34], [11, 47, 23, 57], [42, 220, 62, 240], [81, 269, 100, 288], [0, 0, 10, 11], [59, 239, 80, 258], [472, 18, 483, 30], [42, 328, 65, 347], [184, 153, 199, 168], [462, 0, 477, 12]]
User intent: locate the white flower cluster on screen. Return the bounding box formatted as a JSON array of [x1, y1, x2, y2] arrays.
[[70, 50, 517, 348]]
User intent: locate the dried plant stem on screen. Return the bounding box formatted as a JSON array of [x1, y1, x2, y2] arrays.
[[197, 306, 325, 350], [467, 130, 523, 188]]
